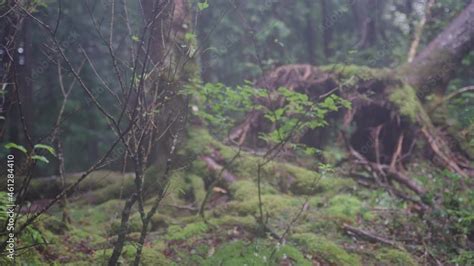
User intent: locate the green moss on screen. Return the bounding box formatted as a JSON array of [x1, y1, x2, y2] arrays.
[[389, 84, 421, 121], [375, 248, 418, 266], [209, 215, 256, 230], [204, 241, 266, 265], [39, 215, 68, 234], [227, 194, 301, 217], [94, 244, 172, 265], [110, 213, 142, 236], [84, 199, 124, 224], [284, 164, 321, 194], [163, 172, 191, 204], [285, 164, 356, 195], [230, 180, 259, 201], [0, 248, 43, 265], [291, 233, 361, 266], [321, 64, 391, 81], [166, 221, 208, 240], [149, 213, 173, 231], [68, 199, 126, 236], [79, 174, 135, 204], [189, 175, 206, 204], [294, 216, 340, 236], [183, 127, 215, 155], [204, 240, 311, 266], [69, 227, 106, 246], [325, 194, 363, 223], [273, 244, 312, 266], [231, 154, 260, 178]]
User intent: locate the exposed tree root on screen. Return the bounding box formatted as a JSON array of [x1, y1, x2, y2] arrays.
[[228, 64, 472, 205]]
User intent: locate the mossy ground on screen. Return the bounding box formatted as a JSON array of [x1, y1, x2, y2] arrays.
[[13, 128, 428, 265]]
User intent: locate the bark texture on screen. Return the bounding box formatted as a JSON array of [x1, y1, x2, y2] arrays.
[[402, 1, 474, 96]]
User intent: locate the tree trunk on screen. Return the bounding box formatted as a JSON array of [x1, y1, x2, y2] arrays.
[[352, 0, 378, 49], [304, 0, 317, 65], [319, 0, 332, 61], [401, 1, 474, 97]]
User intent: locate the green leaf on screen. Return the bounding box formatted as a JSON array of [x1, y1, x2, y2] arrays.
[[185, 32, 196, 43], [32, 155, 49, 164], [197, 0, 209, 11], [34, 144, 56, 156], [131, 35, 140, 42], [5, 143, 27, 154]]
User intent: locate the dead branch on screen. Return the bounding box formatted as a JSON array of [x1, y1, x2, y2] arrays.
[[343, 224, 402, 249]]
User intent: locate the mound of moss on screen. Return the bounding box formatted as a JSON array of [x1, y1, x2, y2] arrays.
[[94, 244, 173, 265], [291, 233, 361, 266], [166, 222, 209, 241], [203, 240, 311, 266], [375, 248, 418, 266]]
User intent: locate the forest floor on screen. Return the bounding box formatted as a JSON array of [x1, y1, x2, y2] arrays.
[[13, 128, 472, 265]]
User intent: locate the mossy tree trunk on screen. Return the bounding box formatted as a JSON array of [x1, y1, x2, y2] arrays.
[[400, 1, 474, 98]]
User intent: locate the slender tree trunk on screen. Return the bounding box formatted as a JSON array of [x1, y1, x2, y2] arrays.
[[319, 0, 332, 61], [304, 0, 317, 65], [107, 194, 137, 266], [352, 0, 378, 49]]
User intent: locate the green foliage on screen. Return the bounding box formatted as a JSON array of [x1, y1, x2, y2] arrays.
[[451, 250, 474, 265], [4, 142, 27, 154], [260, 88, 350, 146], [421, 170, 474, 261], [197, 0, 209, 11], [3, 142, 56, 164], [33, 144, 56, 156], [186, 80, 258, 137], [31, 155, 49, 164]]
